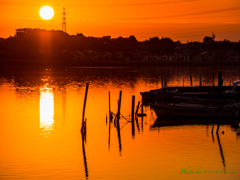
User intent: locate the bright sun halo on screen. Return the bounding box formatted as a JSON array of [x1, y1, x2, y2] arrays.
[[39, 6, 54, 20]]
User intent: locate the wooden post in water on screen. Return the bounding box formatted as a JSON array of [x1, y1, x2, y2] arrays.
[[116, 91, 122, 122], [81, 83, 89, 139], [218, 72, 223, 94], [109, 91, 110, 115], [135, 116, 140, 132], [218, 72, 223, 87], [81, 128, 89, 178], [135, 101, 140, 115], [84, 118, 87, 142], [216, 123, 220, 133], [190, 74, 192, 86], [216, 132, 226, 169], [116, 91, 122, 153], [108, 91, 112, 122], [161, 74, 164, 88], [141, 101, 144, 131], [199, 74, 202, 87], [108, 114, 111, 150], [183, 78, 184, 87], [135, 101, 140, 132], [213, 73, 214, 86], [106, 115, 107, 125], [164, 73, 167, 88], [82, 83, 89, 126], [131, 95, 135, 136], [211, 124, 214, 133], [211, 130, 215, 142]]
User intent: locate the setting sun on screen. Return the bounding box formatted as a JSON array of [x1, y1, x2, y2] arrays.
[[39, 6, 54, 20]]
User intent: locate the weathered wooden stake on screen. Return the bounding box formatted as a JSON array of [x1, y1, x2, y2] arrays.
[[211, 124, 214, 133], [108, 115, 111, 150], [84, 118, 87, 142], [116, 91, 122, 123], [108, 91, 112, 122], [117, 124, 122, 153], [135, 101, 140, 115], [81, 128, 88, 178], [134, 101, 140, 132], [81, 118, 87, 142], [199, 74, 202, 87], [190, 74, 192, 86], [211, 130, 215, 142], [216, 132, 226, 169], [81, 83, 89, 136], [116, 91, 122, 153], [216, 123, 220, 133], [141, 103, 144, 131], [82, 83, 89, 125], [213, 73, 214, 86], [164, 73, 167, 88], [161, 74, 164, 88], [132, 95, 135, 136], [109, 91, 110, 113], [135, 116, 140, 132], [218, 72, 223, 87], [218, 72, 223, 94]]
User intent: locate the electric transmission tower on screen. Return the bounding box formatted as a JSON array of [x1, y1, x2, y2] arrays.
[[62, 7, 66, 33]]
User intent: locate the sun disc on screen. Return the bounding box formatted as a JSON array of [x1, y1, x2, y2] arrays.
[[39, 6, 54, 20]]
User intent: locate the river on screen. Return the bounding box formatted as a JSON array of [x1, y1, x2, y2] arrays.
[[0, 65, 240, 180]]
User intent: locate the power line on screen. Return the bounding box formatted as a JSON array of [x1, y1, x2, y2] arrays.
[[65, 0, 201, 7], [147, 24, 240, 34], [0, 0, 201, 7], [169, 28, 240, 40], [173, 13, 240, 20], [100, 5, 240, 21], [140, 24, 240, 39]]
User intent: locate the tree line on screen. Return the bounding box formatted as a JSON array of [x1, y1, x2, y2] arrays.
[[0, 28, 239, 62], [0, 28, 175, 60]]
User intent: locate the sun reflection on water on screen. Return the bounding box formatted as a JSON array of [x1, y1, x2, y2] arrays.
[[39, 83, 54, 137]]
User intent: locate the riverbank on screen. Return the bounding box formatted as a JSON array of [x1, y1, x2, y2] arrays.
[[1, 59, 240, 70]]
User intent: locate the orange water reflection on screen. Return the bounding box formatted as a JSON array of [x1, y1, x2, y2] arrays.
[[1, 67, 240, 180], [39, 83, 54, 137]]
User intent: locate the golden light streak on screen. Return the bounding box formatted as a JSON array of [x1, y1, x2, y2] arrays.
[[39, 83, 54, 137]]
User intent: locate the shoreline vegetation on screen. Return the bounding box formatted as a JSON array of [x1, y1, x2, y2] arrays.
[[0, 28, 240, 68], [1, 59, 240, 69]]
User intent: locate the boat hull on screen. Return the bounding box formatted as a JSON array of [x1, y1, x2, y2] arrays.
[[151, 117, 239, 127], [173, 95, 240, 105], [150, 103, 235, 117], [141, 86, 240, 102]]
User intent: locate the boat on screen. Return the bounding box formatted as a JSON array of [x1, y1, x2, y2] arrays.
[[173, 95, 240, 105], [141, 80, 240, 102], [150, 102, 240, 118], [151, 117, 239, 127], [140, 87, 178, 101]]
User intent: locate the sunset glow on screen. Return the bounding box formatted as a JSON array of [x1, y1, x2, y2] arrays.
[[0, 1, 240, 42], [39, 84, 54, 137]]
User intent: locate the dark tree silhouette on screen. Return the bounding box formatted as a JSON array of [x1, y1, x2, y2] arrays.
[[203, 36, 214, 44], [0, 28, 239, 65], [148, 37, 175, 54]]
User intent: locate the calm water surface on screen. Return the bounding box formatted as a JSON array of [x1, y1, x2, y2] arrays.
[[0, 65, 240, 180]]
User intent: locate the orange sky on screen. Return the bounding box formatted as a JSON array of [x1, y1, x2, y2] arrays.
[[0, 0, 240, 42]]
